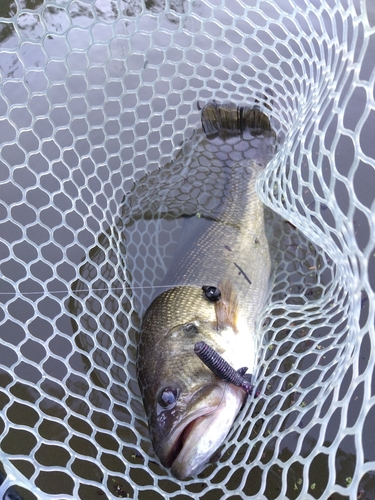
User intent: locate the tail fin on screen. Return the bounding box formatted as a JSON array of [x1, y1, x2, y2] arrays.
[[201, 100, 275, 140]]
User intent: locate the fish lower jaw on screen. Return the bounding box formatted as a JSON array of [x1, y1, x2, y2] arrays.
[[158, 408, 214, 471], [170, 414, 218, 480], [164, 386, 245, 480]]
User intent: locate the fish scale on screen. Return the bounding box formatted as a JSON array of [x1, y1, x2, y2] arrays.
[[137, 102, 276, 479], [161, 159, 271, 344]]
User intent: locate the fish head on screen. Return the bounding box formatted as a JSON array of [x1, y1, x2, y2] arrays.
[[137, 286, 246, 479]]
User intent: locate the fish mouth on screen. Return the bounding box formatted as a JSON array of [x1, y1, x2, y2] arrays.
[[157, 384, 245, 480], [160, 412, 209, 467]]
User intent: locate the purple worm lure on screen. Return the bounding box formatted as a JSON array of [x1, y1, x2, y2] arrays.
[[194, 341, 257, 396]]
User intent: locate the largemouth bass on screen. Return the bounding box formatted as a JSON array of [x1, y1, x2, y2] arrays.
[[137, 102, 276, 480]]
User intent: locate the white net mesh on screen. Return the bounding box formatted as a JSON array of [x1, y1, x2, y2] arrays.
[[0, 0, 374, 498]]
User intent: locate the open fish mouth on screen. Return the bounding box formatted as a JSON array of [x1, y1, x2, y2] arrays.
[[160, 412, 211, 468], [157, 385, 245, 480]]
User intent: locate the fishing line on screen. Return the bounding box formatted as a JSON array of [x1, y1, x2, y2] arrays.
[[0, 283, 187, 297]]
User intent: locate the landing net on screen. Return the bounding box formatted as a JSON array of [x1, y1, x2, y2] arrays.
[[0, 0, 374, 499]]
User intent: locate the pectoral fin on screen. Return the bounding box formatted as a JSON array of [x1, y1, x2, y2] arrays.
[[214, 279, 239, 332]]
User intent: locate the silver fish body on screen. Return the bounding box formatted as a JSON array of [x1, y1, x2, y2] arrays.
[[136, 102, 276, 479]]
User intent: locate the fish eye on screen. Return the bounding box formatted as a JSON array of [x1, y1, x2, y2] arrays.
[[158, 387, 179, 409], [202, 285, 221, 302]]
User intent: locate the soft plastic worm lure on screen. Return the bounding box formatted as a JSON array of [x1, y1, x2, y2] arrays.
[[194, 341, 256, 396]]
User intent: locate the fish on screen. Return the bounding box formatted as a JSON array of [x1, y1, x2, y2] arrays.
[[136, 100, 276, 480]]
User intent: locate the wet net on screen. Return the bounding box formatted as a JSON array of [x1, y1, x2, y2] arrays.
[[0, 0, 374, 499]]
